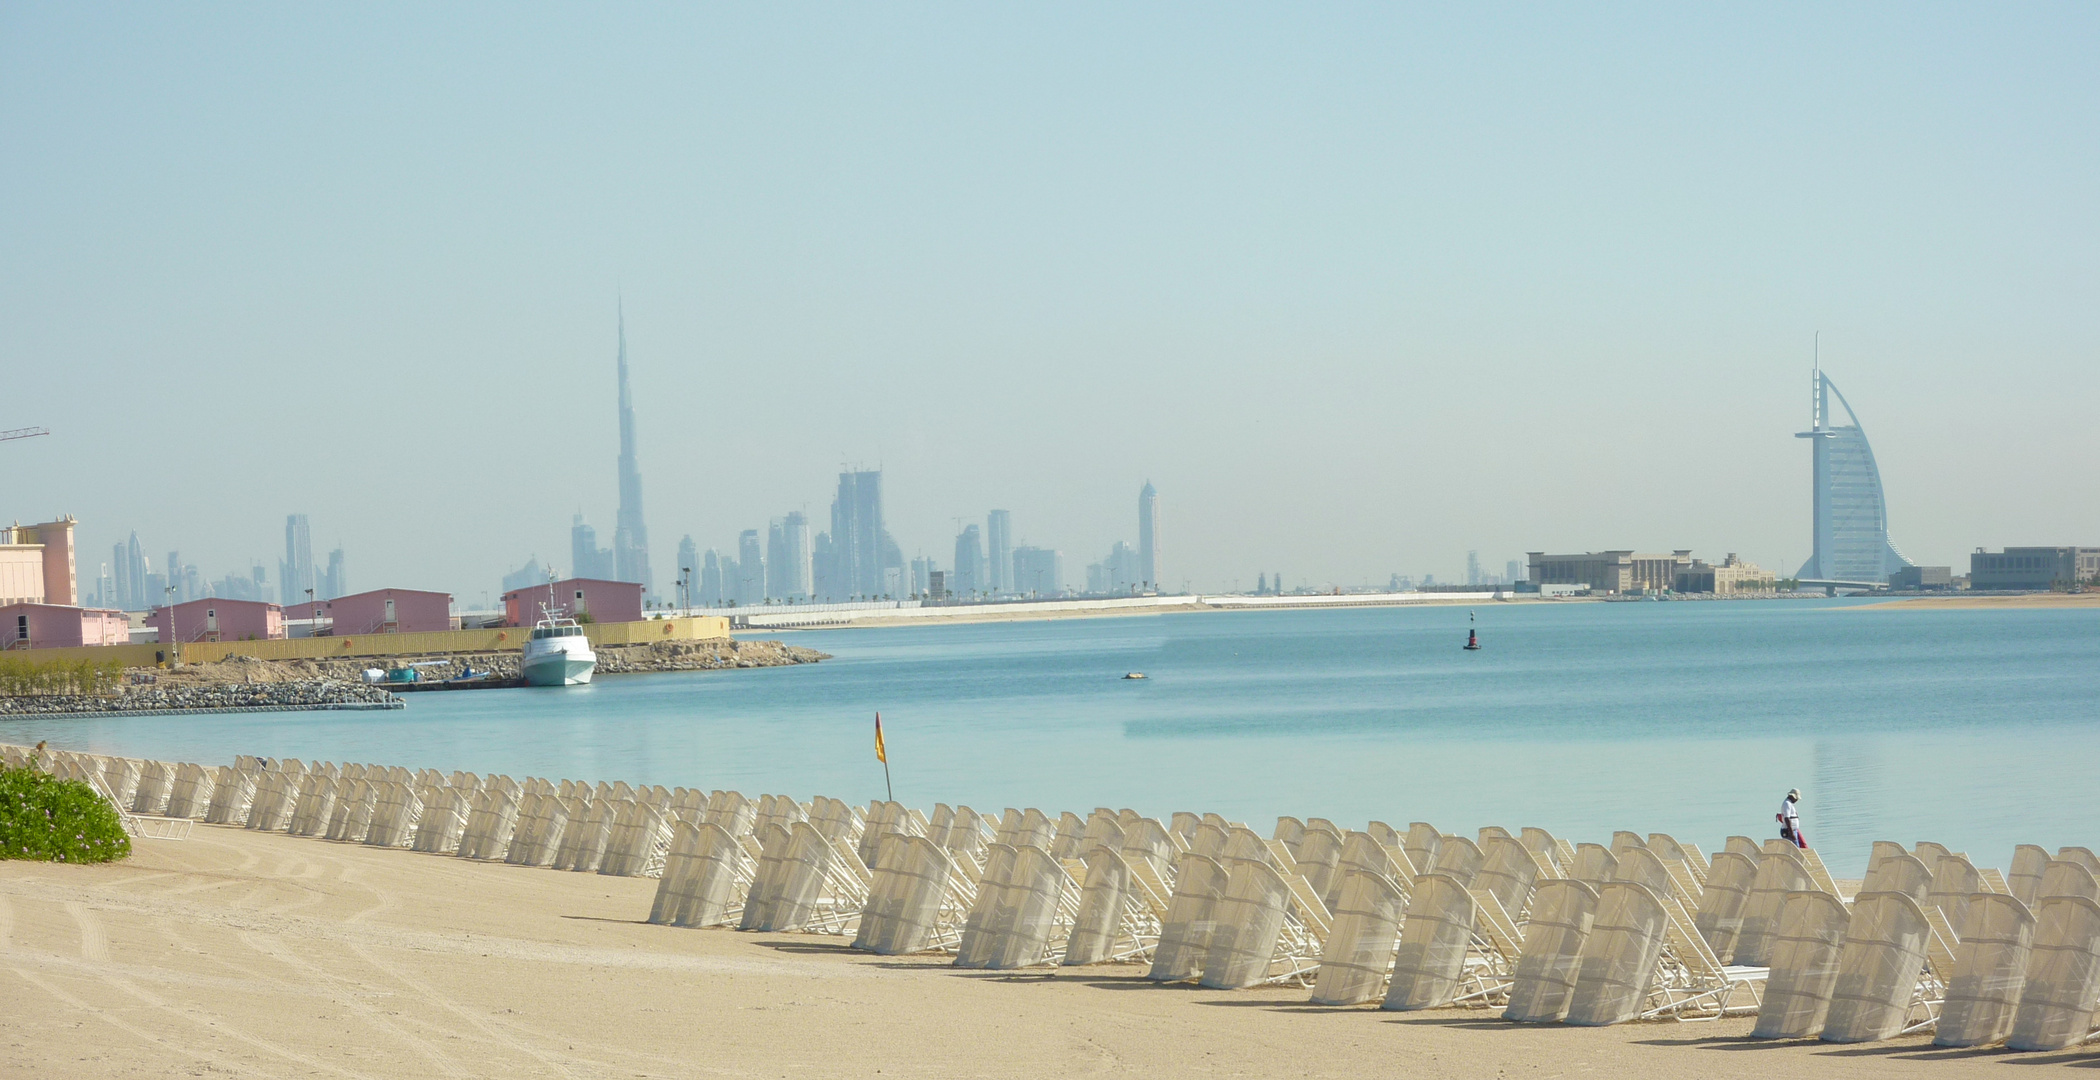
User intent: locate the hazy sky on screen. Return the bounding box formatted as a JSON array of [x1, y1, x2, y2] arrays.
[[5, 4, 2096, 600]]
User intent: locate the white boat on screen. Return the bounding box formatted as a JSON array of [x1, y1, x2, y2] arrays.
[[521, 610, 596, 687]]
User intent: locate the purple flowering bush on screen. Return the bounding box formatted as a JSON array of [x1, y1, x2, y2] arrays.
[[0, 767, 131, 863]]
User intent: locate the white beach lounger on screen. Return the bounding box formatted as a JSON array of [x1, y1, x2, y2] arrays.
[[1502, 879, 1600, 1023], [1380, 872, 1479, 1011], [1861, 852, 1932, 903], [1749, 890, 1852, 1038], [1147, 852, 1231, 982], [1933, 892, 2038, 1047], [2005, 894, 2100, 1051], [1564, 881, 1670, 1026], [1821, 890, 1934, 1043], [1310, 868, 1409, 1006], [1733, 850, 1815, 966]]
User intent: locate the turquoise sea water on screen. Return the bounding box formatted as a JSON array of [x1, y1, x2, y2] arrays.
[[9, 599, 2097, 875]]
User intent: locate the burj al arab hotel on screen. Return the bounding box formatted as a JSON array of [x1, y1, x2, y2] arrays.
[[1795, 370, 1913, 585]]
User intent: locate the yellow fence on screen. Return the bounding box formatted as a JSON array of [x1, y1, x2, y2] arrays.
[[7, 617, 731, 668]]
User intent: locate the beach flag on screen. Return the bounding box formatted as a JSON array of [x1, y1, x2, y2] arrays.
[[874, 712, 887, 763]]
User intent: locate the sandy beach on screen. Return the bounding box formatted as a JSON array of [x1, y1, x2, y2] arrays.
[[4, 826, 2089, 1079], [1855, 592, 2100, 611]]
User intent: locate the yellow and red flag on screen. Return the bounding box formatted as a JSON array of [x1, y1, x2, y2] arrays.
[[874, 712, 887, 764]]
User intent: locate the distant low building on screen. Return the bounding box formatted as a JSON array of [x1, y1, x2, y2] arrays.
[[1527, 550, 1693, 595], [0, 517, 78, 607], [1673, 554, 1776, 595], [2, 602, 130, 648], [1969, 547, 2100, 591], [324, 588, 453, 635], [1889, 565, 1953, 591], [151, 598, 285, 644], [501, 578, 643, 627]]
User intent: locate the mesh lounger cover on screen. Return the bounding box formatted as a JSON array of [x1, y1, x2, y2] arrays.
[[507, 791, 571, 866], [956, 845, 1065, 969], [1478, 825, 1512, 843], [2010, 846, 2052, 908], [1569, 844, 1618, 889], [1866, 840, 1906, 876], [1169, 811, 1201, 841], [745, 821, 843, 932], [1381, 873, 1478, 1011], [411, 785, 472, 854], [1063, 846, 1138, 966], [1198, 858, 1293, 989], [2006, 894, 2100, 1051], [1049, 812, 1087, 859], [738, 821, 798, 930], [1431, 836, 1484, 887], [1273, 816, 1307, 855], [102, 758, 142, 811], [1310, 868, 1408, 1005], [1328, 832, 1405, 912], [1934, 892, 2037, 1047], [286, 774, 338, 837], [1220, 827, 1272, 869], [1294, 828, 1345, 902], [1929, 855, 1984, 931], [1148, 853, 1231, 982], [1612, 847, 1674, 896], [557, 798, 619, 872], [364, 781, 424, 848], [2059, 848, 2100, 875], [1861, 853, 1932, 903], [704, 791, 756, 839], [458, 785, 521, 860], [1083, 811, 1126, 853], [650, 821, 749, 927], [165, 764, 216, 820], [2039, 861, 2100, 903], [853, 834, 956, 955], [1502, 879, 1600, 1023], [856, 802, 905, 867], [131, 762, 174, 816], [954, 845, 1022, 966], [1119, 818, 1175, 878], [600, 800, 671, 877], [1610, 831, 1647, 856], [1474, 837, 1542, 916], [203, 766, 256, 825], [330, 780, 376, 842], [1750, 891, 1853, 1038], [1913, 841, 1953, 865], [1692, 852, 1759, 963], [1724, 836, 1763, 862], [1403, 823, 1442, 875], [1733, 853, 1814, 966], [1520, 828, 1562, 873], [1001, 809, 1054, 853], [1821, 891, 1931, 1043], [1189, 823, 1230, 860], [1564, 881, 1669, 1026]]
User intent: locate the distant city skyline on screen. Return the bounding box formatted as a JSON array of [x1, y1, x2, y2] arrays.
[[8, 7, 2093, 595]]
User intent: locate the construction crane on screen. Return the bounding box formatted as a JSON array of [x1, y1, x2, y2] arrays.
[[1, 426, 50, 443]]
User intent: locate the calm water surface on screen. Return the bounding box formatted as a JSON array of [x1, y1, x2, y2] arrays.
[[11, 599, 2097, 875]]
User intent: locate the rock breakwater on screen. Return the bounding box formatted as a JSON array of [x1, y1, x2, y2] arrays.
[[0, 679, 401, 717]]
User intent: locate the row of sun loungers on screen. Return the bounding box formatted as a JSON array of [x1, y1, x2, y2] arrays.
[[7, 740, 2097, 1053]]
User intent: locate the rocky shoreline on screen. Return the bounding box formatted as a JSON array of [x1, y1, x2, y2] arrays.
[[0, 637, 829, 717], [0, 680, 402, 717]]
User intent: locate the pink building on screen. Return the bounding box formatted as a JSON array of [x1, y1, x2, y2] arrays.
[[322, 588, 453, 635], [151, 598, 284, 644], [502, 578, 643, 627], [1, 603, 129, 649]]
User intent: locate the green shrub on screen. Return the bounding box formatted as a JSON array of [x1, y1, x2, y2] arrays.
[[0, 654, 124, 697], [0, 767, 131, 863]]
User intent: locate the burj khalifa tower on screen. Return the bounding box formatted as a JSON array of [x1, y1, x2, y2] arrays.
[[612, 306, 655, 600]]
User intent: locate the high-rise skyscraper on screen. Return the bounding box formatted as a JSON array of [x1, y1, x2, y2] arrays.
[[676, 536, 699, 607], [611, 306, 655, 599], [571, 514, 616, 579], [737, 530, 765, 606], [111, 542, 131, 610], [1466, 550, 1481, 587], [952, 525, 984, 597], [827, 470, 887, 599], [321, 547, 347, 600], [765, 522, 787, 601], [1795, 369, 1912, 583], [280, 514, 314, 604], [1012, 547, 1062, 596], [1137, 481, 1159, 589], [124, 532, 146, 610], [780, 511, 812, 599], [699, 549, 724, 606], [985, 510, 1012, 595]]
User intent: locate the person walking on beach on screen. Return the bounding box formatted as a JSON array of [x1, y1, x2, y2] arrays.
[[1777, 788, 1806, 848]]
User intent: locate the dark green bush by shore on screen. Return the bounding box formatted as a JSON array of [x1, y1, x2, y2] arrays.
[[0, 767, 131, 863]]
